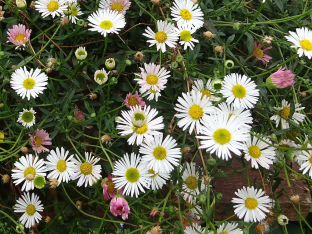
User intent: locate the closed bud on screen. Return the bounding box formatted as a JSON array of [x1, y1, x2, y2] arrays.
[[105, 58, 115, 70], [16, 0, 27, 10], [21, 147, 29, 154], [285, 151, 295, 161], [182, 147, 190, 154], [233, 22, 241, 30], [45, 216, 51, 223], [0, 103, 3, 108], [125, 59, 132, 66], [207, 157, 216, 166], [299, 91, 307, 97], [89, 93, 97, 100], [49, 178, 59, 188], [216, 192, 223, 200], [77, 19, 85, 27], [270, 133, 277, 142], [45, 68, 52, 74], [30, 1, 36, 9], [277, 214, 289, 226], [91, 113, 96, 118], [111, 70, 118, 76], [199, 194, 206, 204], [101, 135, 111, 144], [171, 61, 178, 69], [175, 55, 184, 63], [225, 60, 234, 69], [275, 160, 283, 168]]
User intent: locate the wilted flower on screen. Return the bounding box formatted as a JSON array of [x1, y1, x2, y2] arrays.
[[266, 67, 295, 89], [124, 91, 145, 108], [110, 195, 131, 220], [263, 35, 274, 45], [29, 129, 52, 153], [134, 51, 144, 61], [103, 174, 122, 201], [2, 174, 10, 183], [74, 105, 85, 122], [0, 6, 4, 21], [203, 31, 215, 39], [252, 41, 272, 64]]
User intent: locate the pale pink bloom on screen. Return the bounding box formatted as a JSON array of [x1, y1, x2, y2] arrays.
[[124, 91, 145, 108], [7, 24, 31, 49], [29, 129, 52, 153], [103, 174, 123, 201], [252, 41, 272, 64], [99, 0, 131, 15], [74, 105, 85, 122], [267, 66, 295, 88], [110, 196, 130, 220]]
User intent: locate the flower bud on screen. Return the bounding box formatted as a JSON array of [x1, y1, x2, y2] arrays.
[[275, 160, 283, 168], [207, 157, 216, 166], [211, 79, 223, 91], [225, 60, 234, 69], [270, 133, 277, 142], [101, 134, 111, 144], [45, 216, 51, 223], [60, 16, 69, 26], [285, 151, 295, 161], [111, 70, 119, 76], [277, 214, 289, 226], [125, 59, 132, 66], [182, 147, 190, 155], [91, 113, 96, 118], [171, 61, 178, 69], [290, 194, 300, 204], [21, 146, 29, 154], [77, 19, 85, 27], [105, 58, 116, 70], [94, 68, 109, 85], [16, 0, 27, 10], [75, 47, 87, 61], [216, 192, 223, 200], [233, 22, 241, 30], [29, 1, 36, 9], [151, 0, 160, 4], [0, 103, 3, 108], [199, 194, 206, 204], [49, 178, 59, 188]]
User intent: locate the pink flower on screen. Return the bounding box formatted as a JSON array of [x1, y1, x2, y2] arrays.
[[150, 207, 165, 217], [124, 91, 145, 108], [103, 174, 123, 201], [74, 105, 85, 122], [7, 24, 31, 49], [100, 0, 131, 15], [29, 129, 52, 153], [252, 41, 272, 64], [266, 66, 295, 89], [182, 211, 200, 228], [110, 196, 131, 220]]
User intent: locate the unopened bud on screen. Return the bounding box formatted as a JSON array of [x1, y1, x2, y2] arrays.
[[30, 1, 36, 9], [105, 58, 116, 70], [45, 216, 51, 223], [299, 91, 307, 97], [45, 68, 52, 74], [277, 214, 289, 226]]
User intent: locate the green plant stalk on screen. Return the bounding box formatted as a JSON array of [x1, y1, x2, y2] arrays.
[[0, 209, 25, 234], [101, 36, 108, 63], [99, 138, 114, 170]]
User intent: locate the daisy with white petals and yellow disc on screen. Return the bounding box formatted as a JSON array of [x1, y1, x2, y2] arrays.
[[210, 223, 243, 234], [87, 9, 126, 37], [197, 113, 249, 160], [270, 99, 305, 129], [297, 144, 312, 179], [143, 20, 178, 53], [139, 134, 182, 174], [148, 168, 170, 190], [192, 79, 220, 102], [221, 73, 259, 109], [174, 90, 216, 134], [14, 192, 44, 228], [170, 0, 204, 29], [181, 162, 205, 204], [243, 136, 275, 169], [12, 154, 47, 191], [285, 27, 312, 59], [45, 147, 75, 184], [116, 105, 164, 146], [112, 153, 151, 197], [174, 23, 199, 50], [10, 66, 48, 101], [232, 186, 271, 222], [71, 152, 102, 187], [35, 0, 67, 18], [17, 108, 36, 128]]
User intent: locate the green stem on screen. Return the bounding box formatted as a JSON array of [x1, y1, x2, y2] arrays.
[[101, 36, 108, 63]]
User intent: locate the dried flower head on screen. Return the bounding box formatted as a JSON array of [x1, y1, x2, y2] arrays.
[[30, 1, 36, 9], [214, 46, 223, 54], [21, 146, 29, 154], [2, 174, 10, 183], [203, 31, 215, 39], [263, 35, 274, 45], [290, 194, 300, 204], [151, 0, 160, 4], [44, 216, 51, 223], [134, 51, 144, 61], [60, 17, 69, 26], [101, 134, 111, 144], [49, 178, 59, 188], [89, 93, 97, 100]]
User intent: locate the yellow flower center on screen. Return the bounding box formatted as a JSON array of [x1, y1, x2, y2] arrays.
[[219, 232, 228, 234], [213, 128, 231, 145], [245, 197, 258, 209], [149, 88, 159, 93], [281, 107, 290, 119], [35, 136, 42, 147], [106, 179, 116, 193], [127, 96, 139, 107], [71, 7, 78, 16], [100, 20, 113, 30], [47, 1, 59, 12], [200, 89, 211, 98], [125, 167, 140, 183], [232, 84, 246, 99], [0, 132, 4, 143], [185, 176, 198, 190], [56, 160, 67, 172], [309, 155, 312, 164], [248, 145, 261, 158], [253, 47, 264, 58], [23, 78, 36, 90], [146, 74, 159, 85], [180, 30, 192, 42], [148, 168, 158, 178], [299, 39, 312, 51], [133, 123, 148, 135], [110, 3, 123, 13], [180, 9, 192, 20], [189, 104, 203, 120], [80, 162, 92, 175], [24, 167, 36, 177], [153, 146, 167, 160], [155, 31, 167, 43], [14, 34, 26, 43], [26, 204, 36, 216], [96, 72, 106, 81]]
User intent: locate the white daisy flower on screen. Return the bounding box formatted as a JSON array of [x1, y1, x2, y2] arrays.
[[285, 27, 312, 59], [14, 192, 44, 228], [270, 99, 305, 129], [148, 168, 170, 190], [139, 86, 163, 102], [232, 186, 271, 222], [116, 105, 164, 146], [243, 136, 276, 169], [71, 152, 102, 187], [112, 153, 151, 197], [186, 202, 203, 220], [174, 23, 199, 50], [181, 162, 205, 204], [66, 2, 83, 24], [174, 90, 216, 135], [99, 0, 131, 15], [17, 108, 36, 128], [87, 9, 126, 37], [210, 223, 243, 234], [139, 134, 182, 174], [197, 113, 249, 160], [216, 102, 253, 130], [184, 223, 206, 234], [75, 46, 87, 60], [35, 0, 67, 18], [220, 73, 260, 109], [94, 68, 109, 85], [11, 154, 47, 191], [10, 66, 48, 101], [135, 63, 170, 92], [170, 0, 204, 29], [276, 139, 300, 162], [192, 79, 221, 102], [297, 144, 312, 179], [143, 20, 178, 53], [45, 147, 75, 184]]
